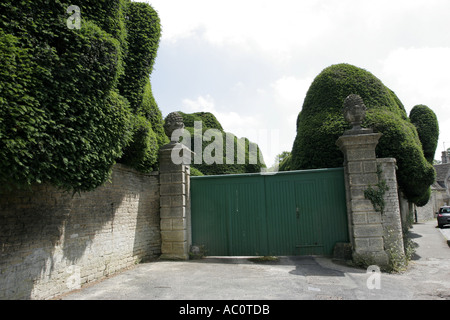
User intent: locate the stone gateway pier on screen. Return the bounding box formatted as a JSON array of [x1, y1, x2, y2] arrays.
[[159, 112, 192, 260], [337, 95, 406, 268]]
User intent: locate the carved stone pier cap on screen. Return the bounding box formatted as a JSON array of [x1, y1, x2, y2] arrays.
[[343, 94, 373, 135], [164, 112, 185, 143]]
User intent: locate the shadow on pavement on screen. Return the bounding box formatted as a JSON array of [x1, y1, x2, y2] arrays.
[[288, 261, 345, 277], [188, 255, 355, 278], [407, 231, 423, 239], [190, 255, 317, 266]]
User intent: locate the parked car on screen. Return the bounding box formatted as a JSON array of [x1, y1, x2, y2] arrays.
[[437, 206, 450, 228]]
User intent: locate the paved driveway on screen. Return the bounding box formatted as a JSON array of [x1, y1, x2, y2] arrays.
[[60, 220, 450, 301]]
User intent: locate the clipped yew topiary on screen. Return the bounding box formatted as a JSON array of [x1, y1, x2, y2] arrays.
[[0, 0, 166, 192], [0, 1, 130, 192], [118, 1, 161, 114], [408, 104, 439, 206], [290, 63, 436, 205], [117, 1, 167, 172], [364, 109, 435, 205], [409, 105, 439, 164], [177, 112, 265, 175]]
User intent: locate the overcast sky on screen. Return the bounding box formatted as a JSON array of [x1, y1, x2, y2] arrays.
[[141, 0, 450, 166]]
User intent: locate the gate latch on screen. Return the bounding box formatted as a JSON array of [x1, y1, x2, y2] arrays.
[[296, 207, 300, 219]]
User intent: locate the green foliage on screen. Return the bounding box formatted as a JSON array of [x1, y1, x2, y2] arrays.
[[364, 109, 435, 204], [0, 0, 165, 192], [276, 151, 292, 172], [278, 154, 292, 171], [116, 1, 166, 171], [178, 112, 265, 175], [298, 63, 407, 119], [0, 29, 49, 188], [364, 165, 390, 214], [290, 63, 436, 205], [73, 0, 128, 50], [292, 63, 406, 170], [141, 79, 168, 149], [178, 112, 224, 131], [414, 187, 431, 207], [409, 105, 439, 164], [189, 167, 204, 177], [118, 1, 161, 112], [275, 151, 291, 164], [119, 114, 158, 173]]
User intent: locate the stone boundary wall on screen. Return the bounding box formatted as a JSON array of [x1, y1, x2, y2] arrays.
[[416, 188, 445, 222], [0, 164, 160, 300]]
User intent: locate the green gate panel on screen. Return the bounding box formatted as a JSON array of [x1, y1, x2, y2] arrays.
[[316, 170, 350, 255], [227, 178, 268, 256], [191, 168, 348, 257], [190, 181, 229, 255], [265, 173, 323, 255]]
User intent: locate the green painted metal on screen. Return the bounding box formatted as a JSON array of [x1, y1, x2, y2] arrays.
[[191, 168, 348, 256]]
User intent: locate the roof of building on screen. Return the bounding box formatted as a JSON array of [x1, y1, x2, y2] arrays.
[[434, 163, 450, 189]]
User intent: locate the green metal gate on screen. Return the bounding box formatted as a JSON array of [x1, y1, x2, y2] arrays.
[[190, 168, 348, 256]]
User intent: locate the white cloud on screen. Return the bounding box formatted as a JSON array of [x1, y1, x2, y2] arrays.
[[181, 95, 215, 113], [269, 76, 314, 160], [148, 0, 450, 56], [380, 47, 450, 109], [148, 0, 333, 60], [271, 76, 312, 106], [379, 47, 450, 159], [181, 94, 261, 136]]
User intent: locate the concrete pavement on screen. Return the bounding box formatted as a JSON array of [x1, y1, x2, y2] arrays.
[[60, 220, 450, 300], [439, 225, 450, 244]]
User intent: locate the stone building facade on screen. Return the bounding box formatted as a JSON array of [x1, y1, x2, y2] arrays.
[[415, 153, 450, 222]]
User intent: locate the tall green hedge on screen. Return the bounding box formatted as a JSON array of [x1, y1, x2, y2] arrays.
[[178, 112, 265, 175], [117, 1, 167, 172], [179, 112, 224, 131], [409, 105, 439, 164], [290, 63, 436, 205], [0, 0, 165, 191], [408, 104, 439, 206]]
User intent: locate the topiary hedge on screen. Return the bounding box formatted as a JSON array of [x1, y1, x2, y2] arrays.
[[408, 104, 439, 206], [118, 113, 158, 173], [118, 1, 161, 113], [409, 105, 439, 164], [290, 63, 436, 205], [178, 112, 224, 131], [364, 109, 435, 205], [177, 112, 265, 175], [117, 1, 167, 171], [0, 0, 166, 192]]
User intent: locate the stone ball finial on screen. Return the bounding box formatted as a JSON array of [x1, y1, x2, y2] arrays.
[[163, 112, 185, 142], [343, 94, 367, 130]]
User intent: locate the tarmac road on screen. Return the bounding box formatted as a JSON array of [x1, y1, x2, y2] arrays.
[[60, 220, 450, 301]]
